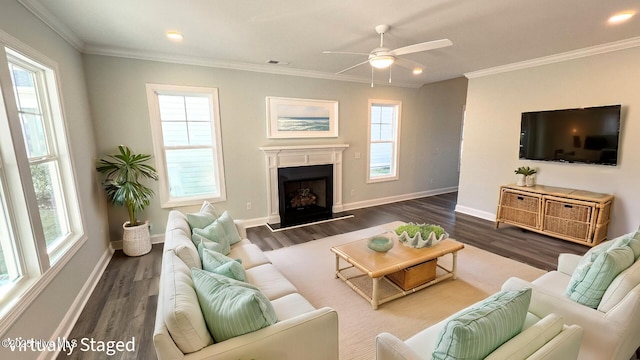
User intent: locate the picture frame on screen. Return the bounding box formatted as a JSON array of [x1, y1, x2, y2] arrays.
[[266, 96, 339, 138]]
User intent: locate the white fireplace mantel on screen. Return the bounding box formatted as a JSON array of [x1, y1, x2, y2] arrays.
[[259, 144, 349, 224]]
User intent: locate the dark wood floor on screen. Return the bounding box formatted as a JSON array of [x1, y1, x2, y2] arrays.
[[248, 192, 589, 270], [58, 192, 589, 359]]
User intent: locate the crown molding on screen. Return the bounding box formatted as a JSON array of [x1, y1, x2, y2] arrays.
[[83, 45, 422, 88], [18, 0, 85, 51], [465, 36, 640, 79]]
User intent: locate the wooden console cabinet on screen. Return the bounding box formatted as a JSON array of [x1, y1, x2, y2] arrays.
[[496, 184, 613, 246]]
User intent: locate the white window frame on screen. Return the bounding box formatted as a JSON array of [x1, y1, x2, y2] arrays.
[[0, 31, 86, 334], [146, 84, 227, 208], [367, 99, 401, 183]]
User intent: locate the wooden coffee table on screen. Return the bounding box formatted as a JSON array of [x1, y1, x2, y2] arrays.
[[331, 235, 464, 309]]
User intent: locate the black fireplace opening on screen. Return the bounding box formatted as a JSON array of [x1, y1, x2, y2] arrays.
[[278, 164, 333, 227]]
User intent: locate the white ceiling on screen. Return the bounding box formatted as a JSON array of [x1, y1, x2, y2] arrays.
[[20, 0, 640, 87]]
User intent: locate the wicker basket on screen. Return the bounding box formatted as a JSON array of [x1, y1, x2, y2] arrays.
[[122, 221, 152, 256], [387, 260, 437, 291]]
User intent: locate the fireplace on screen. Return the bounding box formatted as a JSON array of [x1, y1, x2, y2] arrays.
[[259, 144, 350, 230], [278, 164, 333, 227]]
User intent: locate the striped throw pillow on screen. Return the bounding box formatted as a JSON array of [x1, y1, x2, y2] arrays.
[[191, 269, 277, 342], [432, 288, 531, 360], [569, 245, 634, 308]]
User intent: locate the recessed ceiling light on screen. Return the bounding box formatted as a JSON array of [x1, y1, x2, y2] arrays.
[[608, 12, 635, 24], [413, 68, 423, 75], [166, 31, 184, 41]]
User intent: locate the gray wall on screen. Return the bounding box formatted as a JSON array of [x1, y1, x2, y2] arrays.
[[457, 46, 640, 236], [83, 54, 467, 241], [0, 1, 110, 358]]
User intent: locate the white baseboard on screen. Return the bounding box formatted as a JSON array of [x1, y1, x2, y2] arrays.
[[235, 217, 269, 229], [110, 233, 165, 251], [454, 204, 496, 222], [342, 186, 459, 212], [39, 245, 114, 360]]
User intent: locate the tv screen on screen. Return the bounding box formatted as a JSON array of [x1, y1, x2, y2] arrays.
[[519, 104, 621, 165]]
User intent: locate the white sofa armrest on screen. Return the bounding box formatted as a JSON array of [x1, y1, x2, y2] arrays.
[[184, 307, 339, 360], [233, 219, 247, 239], [557, 254, 582, 276], [376, 332, 422, 360], [502, 277, 640, 360], [527, 325, 583, 360]]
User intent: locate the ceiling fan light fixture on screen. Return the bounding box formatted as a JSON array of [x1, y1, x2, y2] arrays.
[[369, 55, 394, 69], [608, 12, 635, 24], [166, 31, 184, 41]]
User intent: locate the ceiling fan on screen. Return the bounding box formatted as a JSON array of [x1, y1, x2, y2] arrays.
[[323, 24, 452, 79]]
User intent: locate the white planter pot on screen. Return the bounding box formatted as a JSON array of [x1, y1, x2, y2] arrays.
[[526, 174, 536, 187], [516, 174, 526, 186], [122, 220, 151, 256]]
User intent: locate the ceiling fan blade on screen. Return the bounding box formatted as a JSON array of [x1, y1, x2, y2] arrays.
[[391, 39, 452, 56], [394, 57, 426, 71], [335, 59, 370, 75], [323, 50, 370, 56]]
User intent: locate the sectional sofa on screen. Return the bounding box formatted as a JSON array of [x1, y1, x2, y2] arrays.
[[153, 210, 339, 360]]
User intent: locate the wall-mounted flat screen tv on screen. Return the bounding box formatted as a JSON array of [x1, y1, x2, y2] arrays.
[[519, 104, 621, 166]]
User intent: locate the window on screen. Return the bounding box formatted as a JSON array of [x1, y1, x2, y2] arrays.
[[368, 99, 401, 182], [0, 36, 84, 329], [146, 84, 226, 207]]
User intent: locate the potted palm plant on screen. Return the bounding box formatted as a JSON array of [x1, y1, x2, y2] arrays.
[[96, 145, 158, 256]]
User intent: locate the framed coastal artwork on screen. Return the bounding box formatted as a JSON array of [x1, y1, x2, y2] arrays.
[[266, 96, 338, 138]]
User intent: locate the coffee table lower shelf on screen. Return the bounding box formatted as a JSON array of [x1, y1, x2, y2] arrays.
[[334, 257, 458, 310]]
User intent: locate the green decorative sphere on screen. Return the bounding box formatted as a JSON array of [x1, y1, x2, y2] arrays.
[[367, 235, 394, 252]]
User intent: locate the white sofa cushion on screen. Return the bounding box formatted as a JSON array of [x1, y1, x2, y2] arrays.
[[229, 243, 271, 269], [486, 313, 563, 360], [245, 264, 298, 300], [164, 228, 201, 269], [270, 293, 316, 321], [161, 250, 212, 353]]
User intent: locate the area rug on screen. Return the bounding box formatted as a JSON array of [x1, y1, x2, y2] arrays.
[[264, 221, 547, 360]]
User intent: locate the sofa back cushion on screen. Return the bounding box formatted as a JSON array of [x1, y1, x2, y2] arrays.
[[166, 210, 191, 234], [165, 228, 201, 269], [485, 313, 563, 360], [162, 250, 213, 353], [431, 288, 531, 360], [598, 259, 640, 312]]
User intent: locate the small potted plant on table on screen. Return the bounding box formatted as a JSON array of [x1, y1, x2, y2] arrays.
[[514, 166, 537, 186], [96, 145, 158, 256]]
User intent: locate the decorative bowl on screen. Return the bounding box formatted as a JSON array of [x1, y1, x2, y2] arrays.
[[367, 234, 394, 252], [395, 223, 449, 248]]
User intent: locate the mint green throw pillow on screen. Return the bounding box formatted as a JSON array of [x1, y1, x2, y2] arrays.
[[191, 269, 277, 342], [217, 211, 242, 245], [432, 288, 531, 360], [186, 201, 219, 230], [569, 245, 634, 308], [565, 251, 599, 296], [192, 220, 231, 256], [610, 228, 640, 260], [202, 248, 246, 282]]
